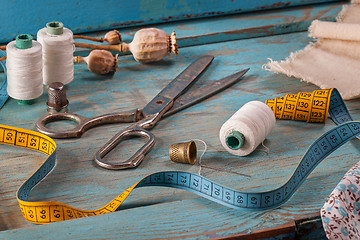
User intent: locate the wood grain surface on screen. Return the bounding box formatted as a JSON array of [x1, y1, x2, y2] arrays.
[[0, 0, 345, 43], [0, 2, 357, 239]]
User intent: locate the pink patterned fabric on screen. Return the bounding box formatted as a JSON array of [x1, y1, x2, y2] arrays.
[[321, 161, 360, 239]]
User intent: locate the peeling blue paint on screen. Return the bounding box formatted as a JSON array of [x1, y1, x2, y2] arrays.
[[0, 0, 343, 43]]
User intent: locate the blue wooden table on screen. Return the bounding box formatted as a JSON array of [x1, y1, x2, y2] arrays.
[[0, 1, 357, 239]]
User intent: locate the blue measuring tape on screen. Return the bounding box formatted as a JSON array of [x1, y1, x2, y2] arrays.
[[0, 50, 8, 109], [136, 88, 356, 209], [8, 88, 359, 224]]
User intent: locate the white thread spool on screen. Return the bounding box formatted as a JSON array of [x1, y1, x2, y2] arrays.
[[37, 21, 74, 85], [6, 34, 43, 103], [219, 101, 276, 156]]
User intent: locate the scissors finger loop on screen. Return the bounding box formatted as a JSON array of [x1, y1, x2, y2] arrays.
[[94, 125, 155, 170], [36, 112, 88, 138], [36, 109, 144, 139]]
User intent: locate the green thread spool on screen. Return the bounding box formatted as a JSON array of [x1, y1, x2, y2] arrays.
[[15, 34, 36, 105], [46, 21, 64, 35], [15, 34, 33, 49], [220, 101, 276, 156], [38, 21, 74, 85], [225, 131, 245, 150], [16, 99, 35, 105]]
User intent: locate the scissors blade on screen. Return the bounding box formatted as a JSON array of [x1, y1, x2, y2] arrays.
[[142, 55, 214, 116], [163, 68, 249, 117]]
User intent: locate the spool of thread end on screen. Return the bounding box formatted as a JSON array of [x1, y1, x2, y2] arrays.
[[16, 99, 35, 105], [37, 21, 74, 85], [219, 101, 276, 156], [225, 131, 245, 150], [46, 21, 64, 35], [15, 34, 33, 49], [11, 34, 41, 105]]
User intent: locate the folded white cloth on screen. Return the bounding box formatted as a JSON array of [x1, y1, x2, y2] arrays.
[[264, 0, 360, 100]]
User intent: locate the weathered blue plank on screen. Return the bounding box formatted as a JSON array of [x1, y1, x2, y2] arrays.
[[71, 1, 346, 57], [0, 0, 345, 43], [0, 28, 358, 239], [0, 1, 356, 239]]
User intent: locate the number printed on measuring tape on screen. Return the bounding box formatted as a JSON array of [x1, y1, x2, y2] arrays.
[[265, 88, 350, 124], [2, 88, 358, 224]]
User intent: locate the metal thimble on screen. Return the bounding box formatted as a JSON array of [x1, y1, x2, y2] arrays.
[[47, 82, 69, 113], [169, 140, 197, 165]]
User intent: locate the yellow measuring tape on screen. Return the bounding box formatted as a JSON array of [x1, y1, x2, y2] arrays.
[[5, 125, 137, 224], [265, 88, 333, 123], [4, 88, 357, 224], [265, 87, 353, 127]]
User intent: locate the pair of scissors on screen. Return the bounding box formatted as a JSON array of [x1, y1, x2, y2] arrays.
[[36, 56, 249, 170]]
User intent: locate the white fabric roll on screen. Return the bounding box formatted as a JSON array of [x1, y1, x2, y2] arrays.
[[264, 0, 360, 100], [309, 20, 360, 42]]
